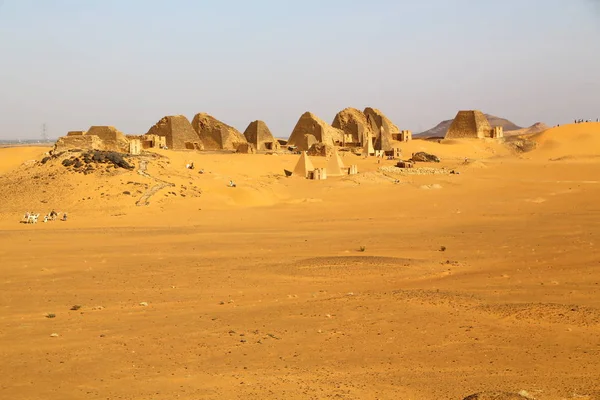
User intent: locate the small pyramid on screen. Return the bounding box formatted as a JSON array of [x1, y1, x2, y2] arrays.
[[326, 149, 346, 176], [293, 151, 315, 178]]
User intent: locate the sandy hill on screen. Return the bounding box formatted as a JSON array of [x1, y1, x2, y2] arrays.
[[417, 114, 522, 138], [504, 122, 550, 137], [528, 122, 600, 160]]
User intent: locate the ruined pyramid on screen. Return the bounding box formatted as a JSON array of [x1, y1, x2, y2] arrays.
[[243, 120, 280, 151], [191, 113, 247, 151], [146, 115, 201, 150]]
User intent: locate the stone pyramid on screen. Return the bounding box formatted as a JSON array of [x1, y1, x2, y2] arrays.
[[293, 151, 315, 178], [145, 115, 201, 150], [326, 149, 346, 176], [445, 110, 492, 139], [364, 107, 398, 151], [191, 113, 247, 151], [243, 120, 280, 151], [288, 112, 344, 151]]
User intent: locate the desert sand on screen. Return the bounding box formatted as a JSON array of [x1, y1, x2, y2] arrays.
[[1, 124, 599, 399]]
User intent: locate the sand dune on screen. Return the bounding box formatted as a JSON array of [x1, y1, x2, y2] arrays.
[[0, 136, 599, 399], [529, 122, 600, 160]]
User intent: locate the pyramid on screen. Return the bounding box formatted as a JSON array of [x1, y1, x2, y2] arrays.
[[364, 107, 398, 151], [86, 126, 130, 153], [191, 113, 247, 150], [445, 110, 492, 139], [293, 151, 315, 178], [331, 108, 374, 146], [326, 149, 346, 176], [287, 112, 344, 151], [145, 115, 201, 150], [243, 120, 280, 151]]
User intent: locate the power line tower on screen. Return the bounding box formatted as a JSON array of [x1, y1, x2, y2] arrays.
[[42, 123, 48, 142]]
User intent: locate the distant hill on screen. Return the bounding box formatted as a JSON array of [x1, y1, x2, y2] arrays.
[[503, 122, 550, 137], [416, 114, 523, 138]]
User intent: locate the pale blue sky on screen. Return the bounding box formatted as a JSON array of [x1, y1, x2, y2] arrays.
[[0, 0, 598, 140]]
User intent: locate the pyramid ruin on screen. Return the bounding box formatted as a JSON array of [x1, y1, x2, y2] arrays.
[[287, 112, 344, 151], [243, 120, 280, 151], [293, 151, 315, 178], [331, 108, 373, 147], [445, 110, 493, 139], [54, 126, 131, 153], [145, 115, 201, 150], [191, 113, 247, 151], [326, 149, 346, 176], [364, 108, 399, 152]]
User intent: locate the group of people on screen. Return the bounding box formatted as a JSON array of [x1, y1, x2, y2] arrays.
[[574, 119, 599, 124], [22, 210, 67, 224]]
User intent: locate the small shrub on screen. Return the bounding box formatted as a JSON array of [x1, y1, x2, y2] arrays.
[[46, 313, 56, 319], [440, 246, 447, 252], [359, 246, 366, 252], [70, 305, 81, 311], [62, 159, 74, 167]]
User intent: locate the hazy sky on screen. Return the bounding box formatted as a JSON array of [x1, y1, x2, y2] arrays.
[[0, 0, 599, 140]]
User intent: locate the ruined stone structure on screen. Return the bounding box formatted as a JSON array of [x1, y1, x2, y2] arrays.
[[235, 142, 256, 154], [191, 113, 247, 151], [54, 126, 133, 154], [363, 134, 375, 156], [393, 130, 412, 142], [140, 134, 167, 149], [146, 115, 202, 150], [445, 110, 493, 139], [309, 168, 327, 180], [86, 126, 131, 153], [364, 107, 399, 152], [129, 139, 141, 155], [243, 120, 280, 151], [331, 108, 373, 147], [491, 126, 504, 138], [54, 134, 105, 153], [287, 112, 344, 151]]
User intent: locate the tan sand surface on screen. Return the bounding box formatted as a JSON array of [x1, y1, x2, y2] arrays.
[[0, 129, 599, 399]]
